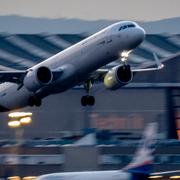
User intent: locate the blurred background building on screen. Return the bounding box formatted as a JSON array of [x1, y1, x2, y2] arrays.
[[0, 33, 180, 178], [0, 1, 180, 179], [0, 34, 180, 138]]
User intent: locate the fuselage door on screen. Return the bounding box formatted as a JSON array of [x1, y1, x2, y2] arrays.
[[106, 29, 112, 44]]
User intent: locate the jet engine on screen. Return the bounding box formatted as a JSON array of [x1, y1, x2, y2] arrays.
[[23, 66, 53, 92], [104, 64, 133, 90]]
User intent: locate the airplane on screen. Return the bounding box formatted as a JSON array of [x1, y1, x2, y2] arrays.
[[37, 123, 157, 180], [0, 21, 164, 112]]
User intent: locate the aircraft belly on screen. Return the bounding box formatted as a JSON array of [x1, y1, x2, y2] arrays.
[[0, 83, 32, 110]]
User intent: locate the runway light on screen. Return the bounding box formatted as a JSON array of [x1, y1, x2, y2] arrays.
[[20, 117, 32, 124], [8, 120, 21, 128], [169, 176, 180, 179], [7, 176, 21, 180], [9, 112, 32, 118], [22, 176, 37, 180], [149, 175, 163, 179]]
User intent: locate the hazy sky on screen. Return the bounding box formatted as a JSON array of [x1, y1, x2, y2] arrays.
[[0, 0, 180, 21]]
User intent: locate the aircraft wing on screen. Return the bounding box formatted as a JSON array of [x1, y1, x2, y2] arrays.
[[90, 52, 180, 83], [90, 53, 164, 82], [0, 70, 27, 83], [0, 69, 63, 84], [0, 53, 178, 85]]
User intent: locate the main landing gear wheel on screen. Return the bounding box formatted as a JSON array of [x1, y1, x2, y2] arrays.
[[81, 80, 95, 106], [81, 95, 95, 106]]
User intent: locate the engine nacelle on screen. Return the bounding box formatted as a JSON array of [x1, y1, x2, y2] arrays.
[[104, 64, 133, 90], [24, 66, 53, 92]]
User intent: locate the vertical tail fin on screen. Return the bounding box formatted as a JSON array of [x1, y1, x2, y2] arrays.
[[123, 123, 157, 177]]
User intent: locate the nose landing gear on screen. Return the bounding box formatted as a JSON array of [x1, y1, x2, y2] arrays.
[[81, 80, 95, 106]]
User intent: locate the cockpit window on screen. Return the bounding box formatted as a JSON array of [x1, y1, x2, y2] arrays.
[[119, 26, 123, 31], [127, 24, 135, 28], [122, 25, 127, 30], [119, 24, 135, 31]]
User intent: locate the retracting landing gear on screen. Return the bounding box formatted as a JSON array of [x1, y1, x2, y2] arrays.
[[81, 95, 95, 106], [81, 80, 95, 106], [28, 96, 42, 107]]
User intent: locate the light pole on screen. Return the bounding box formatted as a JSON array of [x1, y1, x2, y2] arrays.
[[7, 112, 33, 176], [8, 112, 33, 145]]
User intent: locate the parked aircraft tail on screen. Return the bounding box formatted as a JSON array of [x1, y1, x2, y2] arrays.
[[123, 123, 157, 180]]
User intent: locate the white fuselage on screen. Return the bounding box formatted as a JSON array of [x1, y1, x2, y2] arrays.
[[0, 21, 145, 111], [38, 170, 132, 180]]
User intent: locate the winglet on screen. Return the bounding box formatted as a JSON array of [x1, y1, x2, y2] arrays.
[[132, 53, 164, 72], [153, 53, 164, 70]]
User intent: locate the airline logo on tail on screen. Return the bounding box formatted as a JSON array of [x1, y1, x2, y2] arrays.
[[123, 123, 157, 178]]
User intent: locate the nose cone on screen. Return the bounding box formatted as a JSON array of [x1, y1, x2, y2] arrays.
[[134, 27, 146, 46], [138, 27, 146, 41], [126, 26, 145, 50]]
